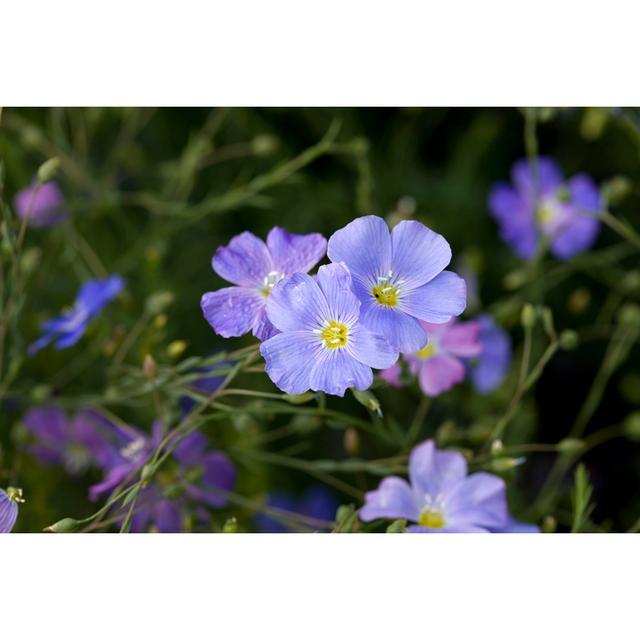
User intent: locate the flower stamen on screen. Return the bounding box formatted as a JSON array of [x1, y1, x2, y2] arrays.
[[320, 320, 349, 349]]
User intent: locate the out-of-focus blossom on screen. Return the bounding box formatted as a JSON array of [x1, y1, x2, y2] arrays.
[[0, 488, 23, 533], [260, 263, 398, 396], [22, 407, 121, 475], [201, 227, 326, 341], [255, 486, 339, 533], [470, 314, 512, 394], [404, 319, 481, 396], [29, 275, 125, 355], [327, 215, 466, 353], [379, 362, 403, 387], [179, 365, 226, 414], [489, 157, 601, 261], [360, 439, 512, 533], [13, 181, 66, 228]]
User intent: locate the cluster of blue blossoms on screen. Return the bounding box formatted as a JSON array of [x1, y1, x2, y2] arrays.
[[3, 155, 601, 533]]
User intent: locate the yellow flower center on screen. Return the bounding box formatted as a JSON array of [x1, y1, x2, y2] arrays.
[[536, 204, 556, 226], [418, 508, 446, 529], [415, 342, 437, 360], [261, 270, 284, 297], [320, 321, 349, 349], [372, 283, 399, 306]]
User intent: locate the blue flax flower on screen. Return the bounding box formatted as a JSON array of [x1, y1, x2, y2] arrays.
[[327, 215, 467, 353], [470, 314, 512, 394], [29, 275, 125, 355], [360, 439, 536, 533], [255, 486, 339, 533], [260, 263, 398, 397], [0, 487, 23, 533], [201, 227, 327, 341], [489, 157, 601, 261], [22, 407, 122, 475]]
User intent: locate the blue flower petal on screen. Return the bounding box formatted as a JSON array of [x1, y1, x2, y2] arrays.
[[360, 477, 418, 522], [266, 227, 327, 276], [0, 489, 18, 533], [260, 331, 318, 394], [408, 440, 467, 498], [201, 287, 264, 338], [309, 348, 373, 397], [212, 231, 274, 287], [400, 270, 467, 324], [360, 302, 427, 354]]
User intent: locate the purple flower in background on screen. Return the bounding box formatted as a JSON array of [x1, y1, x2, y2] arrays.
[[489, 516, 540, 533], [201, 227, 327, 341], [404, 319, 481, 396], [129, 432, 236, 533], [470, 314, 512, 394], [360, 439, 509, 533], [179, 365, 225, 414], [489, 157, 601, 261], [379, 362, 403, 387], [29, 275, 125, 355], [0, 488, 23, 533], [255, 486, 339, 533], [14, 181, 66, 228], [260, 263, 398, 397], [22, 407, 122, 475], [327, 215, 467, 353]]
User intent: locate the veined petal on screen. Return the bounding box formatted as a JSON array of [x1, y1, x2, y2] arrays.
[[445, 472, 508, 530], [212, 231, 273, 287], [400, 271, 467, 324], [359, 477, 419, 522], [266, 227, 327, 275], [390, 220, 452, 289], [309, 348, 373, 397], [327, 215, 391, 282], [408, 439, 467, 499], [315, 263, 360, 325], [251, 305, 279, 341], [347, 325, 398, 370], [0, 489, 19, 533], [417, 354, 466, 396], [265, 272, 330, 332], [360, 302, 427, 354], [260, 331, 319, 394], [201, 287, 263, 338]]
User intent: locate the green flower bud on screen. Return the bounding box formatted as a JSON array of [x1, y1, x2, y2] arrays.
[[542, 515, 557, 534], [145, 291, 174, 315], [222, 517, 239, 533], [559, 330, 579, 350], [488, 457, 525, 473], [386, 519, 407, 533], [617, 303, 640, 326], [343, 427, 360, 456], [624, 412, 640, 441], [44, 517, 81, 533], [37, 157, 61, 183], [167, 340, 188, 359], [557, 438, 586, 455], [520, 303, 536, 329], [351, 388, 382, 417], [143, 354, 157, 379], [251, 134, 279, 156], [283, 392, 315, 405]]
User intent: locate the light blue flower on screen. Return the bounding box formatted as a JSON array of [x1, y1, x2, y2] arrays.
[[359, 439, 537, 533], [0, 487, 23, 533], [327, 215, 466, 353], [260, 262, 398, 397], [29, 275, 125, 355], [470, 314, 512, 394]]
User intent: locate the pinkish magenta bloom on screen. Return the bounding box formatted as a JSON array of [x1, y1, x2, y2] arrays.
[[201, 227, 327, 341], [327, 215, 467, 353], [14, 180, 67, 228], [260, 263, 398, 397], [379, 362, 403, 387], [360, 439, 509, 533], [489, 157, 601, 261], [404, 319, 481, 396]]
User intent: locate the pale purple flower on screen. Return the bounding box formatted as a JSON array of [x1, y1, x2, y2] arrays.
[[379, 362, 403, 387], [260, 263, 398, 397], [489, 516, 540, 533], [360, 439, 509, 532], [201, 227, 327, 341], [29, 275, 125, 355], [14, 180, 66, 228], [489, 157, 601, 261], [404, 319, 481, 396], [470, 314, 512, 394], [0, 488, 21, 533], [22, 407, 122, 475], [327, 215, 467, 353]]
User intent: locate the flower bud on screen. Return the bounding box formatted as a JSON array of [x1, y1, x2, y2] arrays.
[[167, 340, 188, 359], [542, 515, 557, 534], [602, 175, 631, 206], [343, 427, 360, 456], [557, 438, 586, 455], [44, 517, 81, 533], [251, 134, 279, 156], [386, 519, 407, 533], [283, 392, 314, 405], [567, 287, 591, 315], [520, 303, 536, 329], [37, 157, 61, 184], [488, 457, 525, 473], [617, 303, 640, 326], [559, 330, 579, 350], [624, 412, 640, 441], [145, 291, 174, 315], [143, 354, 157, 379], [222, 517, 239, 533], [351, 388, 382, 417]]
